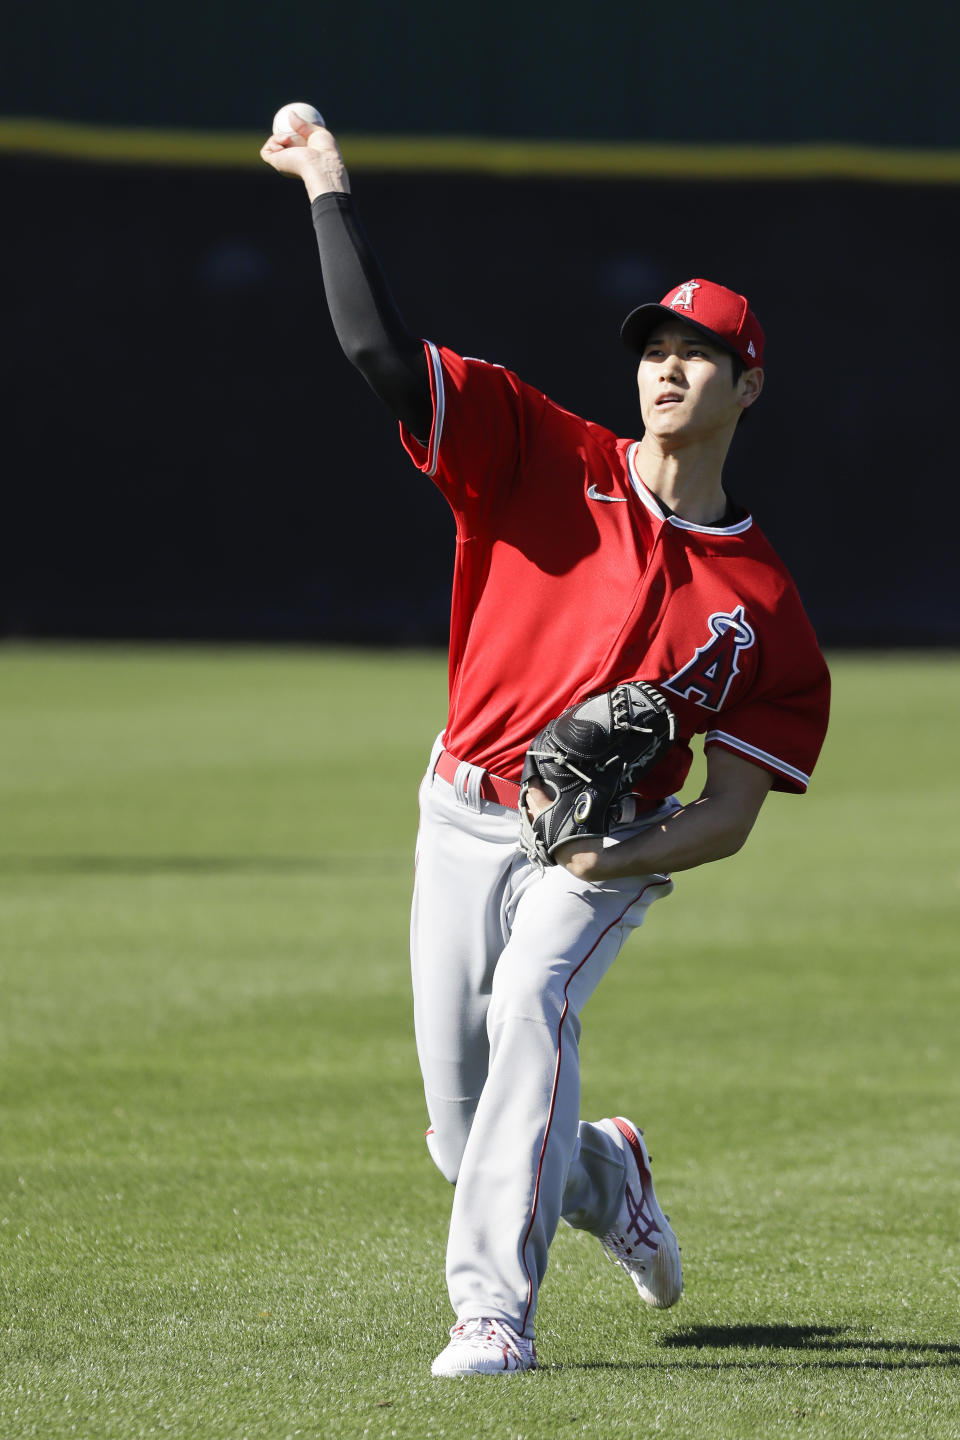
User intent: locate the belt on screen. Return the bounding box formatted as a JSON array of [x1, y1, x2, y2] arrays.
[[434, 749, 521, 809]]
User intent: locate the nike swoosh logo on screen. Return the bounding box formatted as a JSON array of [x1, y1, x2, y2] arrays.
[[587, 484, 628, 503]]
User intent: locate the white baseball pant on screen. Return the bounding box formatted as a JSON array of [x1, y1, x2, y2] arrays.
[[411, 737, 677, 1337]]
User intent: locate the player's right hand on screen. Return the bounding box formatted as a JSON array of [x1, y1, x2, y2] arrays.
[[260, 114, 351, 196]]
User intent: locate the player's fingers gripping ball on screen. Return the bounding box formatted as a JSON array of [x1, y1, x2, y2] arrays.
[[272, 102, 325, 135], [519, 682, 676, 870]]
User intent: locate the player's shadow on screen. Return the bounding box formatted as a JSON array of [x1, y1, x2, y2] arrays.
[[662, 1324, 960, 1362], [554, 1326, 960, 1373]]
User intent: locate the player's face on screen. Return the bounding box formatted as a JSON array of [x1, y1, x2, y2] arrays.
[[636, 323, 754, 442]]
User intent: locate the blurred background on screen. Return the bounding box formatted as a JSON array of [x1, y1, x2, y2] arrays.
[[3, 0, 958, 646]]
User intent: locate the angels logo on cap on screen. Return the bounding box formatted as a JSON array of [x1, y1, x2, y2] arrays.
[[668, 281, 700, 311], [621, 278, 765, 369]]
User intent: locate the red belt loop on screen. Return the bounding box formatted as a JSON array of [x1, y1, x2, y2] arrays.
[[434, 749, 521, 810]]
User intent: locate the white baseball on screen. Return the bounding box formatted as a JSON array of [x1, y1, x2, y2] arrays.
[[272, 102, 325, 136]]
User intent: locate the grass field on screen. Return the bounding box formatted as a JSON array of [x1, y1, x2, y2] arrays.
[[1, 646, 958, 1439]]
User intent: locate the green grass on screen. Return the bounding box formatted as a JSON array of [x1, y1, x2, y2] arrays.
[[1, 645, 958, 1439]]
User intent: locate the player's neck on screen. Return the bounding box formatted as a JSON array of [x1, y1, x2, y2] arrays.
[[634, 431, 732, 526]]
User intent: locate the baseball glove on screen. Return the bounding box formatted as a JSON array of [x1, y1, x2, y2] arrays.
[[518, 681, 675, 869]]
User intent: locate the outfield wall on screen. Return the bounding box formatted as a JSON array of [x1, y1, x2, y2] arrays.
[[5, 157, 958, 645], [2, 0, 957, 147]]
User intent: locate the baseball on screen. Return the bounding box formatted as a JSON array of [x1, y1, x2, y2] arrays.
[[272, 102, 325, 135]]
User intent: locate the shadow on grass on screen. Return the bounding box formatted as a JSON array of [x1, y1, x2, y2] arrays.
[[0, 854, 411, 876], [550, 1327, 959, 1373], [663, 1325, 959, 1356]]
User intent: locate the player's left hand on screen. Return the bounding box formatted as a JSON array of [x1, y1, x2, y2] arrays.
[[521, 781, 551, 822], [523, 782, 611, 880], [518, 681, 675, 872]]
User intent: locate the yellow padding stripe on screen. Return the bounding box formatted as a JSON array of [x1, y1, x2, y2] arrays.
[[2, 117, 959, 183]]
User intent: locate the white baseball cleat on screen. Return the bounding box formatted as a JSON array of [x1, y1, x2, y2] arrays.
[[596, 1116, 683, 1308], [431, 1317, 537, 1376]]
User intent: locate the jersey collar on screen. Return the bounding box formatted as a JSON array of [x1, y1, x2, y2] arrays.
[[626, 442, 753, 536]]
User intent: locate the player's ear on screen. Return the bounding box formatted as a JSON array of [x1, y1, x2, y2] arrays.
[[737, 367, 764, 411]]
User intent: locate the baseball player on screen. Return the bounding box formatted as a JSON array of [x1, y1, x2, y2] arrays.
[[261, 116, 830, 1377]]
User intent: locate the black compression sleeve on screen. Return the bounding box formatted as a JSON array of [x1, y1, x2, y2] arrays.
[[311, 193, 432, 442]]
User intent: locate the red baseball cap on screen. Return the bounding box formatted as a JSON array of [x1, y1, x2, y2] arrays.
[[621, 278, 765, 369]]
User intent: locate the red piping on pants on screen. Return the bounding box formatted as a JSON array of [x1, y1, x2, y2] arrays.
[[518, 878, 671, 1334]]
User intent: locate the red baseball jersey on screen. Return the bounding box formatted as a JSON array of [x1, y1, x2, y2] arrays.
[[401, 344, 830, 798]]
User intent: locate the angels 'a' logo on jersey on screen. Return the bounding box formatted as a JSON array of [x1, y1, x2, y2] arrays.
[[663, 606, 756, 711]]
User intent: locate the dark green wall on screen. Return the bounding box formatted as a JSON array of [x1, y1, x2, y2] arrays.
[[5, 157, 960, 644], [2, 1, 957, 145]]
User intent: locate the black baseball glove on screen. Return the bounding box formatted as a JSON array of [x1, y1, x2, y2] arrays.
[[518, 682, 676, 869]]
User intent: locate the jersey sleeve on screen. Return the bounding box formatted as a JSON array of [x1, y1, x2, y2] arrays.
[[704, 620, 831, 793], [399, 341, 547, 524]]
